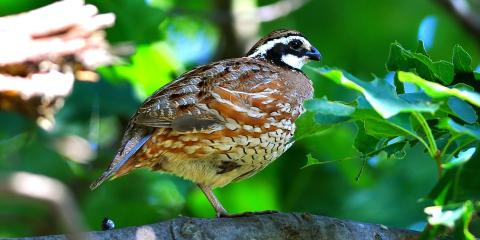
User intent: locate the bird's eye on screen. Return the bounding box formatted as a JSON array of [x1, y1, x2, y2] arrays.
[[289, 40, 303, 50]]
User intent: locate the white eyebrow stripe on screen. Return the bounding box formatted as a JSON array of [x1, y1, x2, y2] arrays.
[[247, 36, 310, 58]]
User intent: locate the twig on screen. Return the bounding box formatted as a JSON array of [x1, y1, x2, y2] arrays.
[[0, 172, 87, 240], [256, 0, 310, 22], [437, 0, 480, 41]]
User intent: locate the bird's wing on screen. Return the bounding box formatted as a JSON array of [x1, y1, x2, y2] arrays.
[[132, 58, 279, 132]]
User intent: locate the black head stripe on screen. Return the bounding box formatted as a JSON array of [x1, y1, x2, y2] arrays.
[[264, 43, 285, 66], [246, 29, 305, 56], [263, 42, 304, 69]]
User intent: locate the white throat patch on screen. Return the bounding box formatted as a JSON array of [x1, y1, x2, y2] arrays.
[[281, 54, 308, 69]]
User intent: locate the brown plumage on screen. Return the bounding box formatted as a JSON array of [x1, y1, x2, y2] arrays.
[[91, 29, 321, 217]]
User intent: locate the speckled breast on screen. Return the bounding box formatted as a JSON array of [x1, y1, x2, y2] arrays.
[[139, 111, 301, 188]]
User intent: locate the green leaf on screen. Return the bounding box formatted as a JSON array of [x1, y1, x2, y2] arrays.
[[425, 205, 463, 228], [316, 69, 439, 118], [352, 106, 431, 152], [437, 118, 480, 140], [455, 201, 476, 240], [376, 138, 409, 160], [433, 61, 455, 85], [447, 97, 478, 124], [452, 45, 472, 73], [442, 148, 476, 169], [358, 111, 415, 138], [416, 40, 428, 56], [425, 202, 475, 240], [294, 112, 332, 141], [386, 42, 454, 84], [424, 202, 469, 228], [359, 138, 409, 164], [354, 122, 379, 155], [304, 98, 355, 124], [305, 98, 355, 116], [301, 154, 321, 169], [397, 71, 480, 107]]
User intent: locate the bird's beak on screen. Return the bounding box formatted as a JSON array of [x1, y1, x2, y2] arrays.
[[306, 47, 321, 61]]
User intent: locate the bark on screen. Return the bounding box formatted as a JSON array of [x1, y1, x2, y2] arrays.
[[7, 213, 420, 240]]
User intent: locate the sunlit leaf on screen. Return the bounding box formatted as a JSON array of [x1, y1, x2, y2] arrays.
[[425, 202, 475, 240], [424, 203, 466, 228], [316, 69, 438, 118], [397, 71, 480, 107], [442, 148, 476, 169], [437, 118, 480, 140]]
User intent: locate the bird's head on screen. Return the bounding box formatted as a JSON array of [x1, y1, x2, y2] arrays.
[[246, 29, 321, 70]]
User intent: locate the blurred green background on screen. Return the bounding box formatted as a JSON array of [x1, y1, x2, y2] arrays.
[[0, 0, 479, 237]]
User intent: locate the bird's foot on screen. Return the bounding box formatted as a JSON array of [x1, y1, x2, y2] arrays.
[[218, 210, 279, 218]]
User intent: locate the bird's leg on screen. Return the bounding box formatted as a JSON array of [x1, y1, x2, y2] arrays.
[[197, 184, 228, 218], [197, 184, 278, 218]]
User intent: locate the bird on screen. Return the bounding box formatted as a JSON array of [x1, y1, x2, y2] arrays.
[[90, 29, 321, 217]]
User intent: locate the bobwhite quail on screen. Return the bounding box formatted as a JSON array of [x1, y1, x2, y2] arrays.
[[91, 29, 321, 217]]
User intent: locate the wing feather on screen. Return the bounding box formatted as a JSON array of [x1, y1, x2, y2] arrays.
[[130, 58, 278, 132]]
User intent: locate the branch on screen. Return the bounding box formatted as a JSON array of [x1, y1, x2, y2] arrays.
[[0, 172, 87, 240], [255, 0, 310, 22], [9, 213, 419, 240], [437, 0, 480, 41], [0, 0, 116, 128]]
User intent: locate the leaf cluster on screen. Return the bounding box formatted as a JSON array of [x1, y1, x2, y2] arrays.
[[299, 41, 480, 239]]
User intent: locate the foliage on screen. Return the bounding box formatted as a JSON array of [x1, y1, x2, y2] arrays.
[[298, 41, 480, 239]]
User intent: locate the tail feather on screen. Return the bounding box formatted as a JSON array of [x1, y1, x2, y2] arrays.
[[90, 134, 152, 190]]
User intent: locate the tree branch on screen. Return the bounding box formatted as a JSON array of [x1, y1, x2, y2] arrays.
[[437, 0, 480, 41], [0, 172, 87, 240], [8, 213, 420, 240], [0, 0, 115, 129]]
